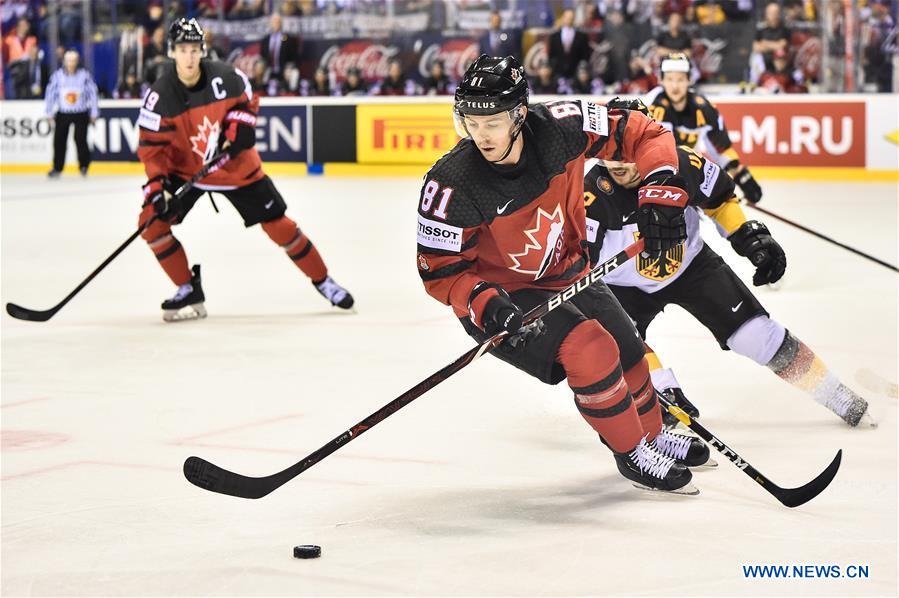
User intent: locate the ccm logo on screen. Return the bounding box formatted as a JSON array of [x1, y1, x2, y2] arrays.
[[638, 186, 686, 207]]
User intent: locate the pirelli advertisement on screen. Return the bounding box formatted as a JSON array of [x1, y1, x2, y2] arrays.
[[1, 95, 896, 172], [355, 104, 459, 165]]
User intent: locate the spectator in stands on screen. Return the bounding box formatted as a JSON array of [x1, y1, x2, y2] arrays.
[[602, 9, 631, 84], [204, 29, 226, 62], [656, 12, 692, 58], [340, 67, 368, 96], [862, 0, 895, 92], [757, 47, 807, 92], [301, 66, 333, 96], [197, 0, 236, 17], [140, 1, 165, 33], [530, 59, 562, 94], [45, 49, 98, 178], [693, 0, 727, 25], [751, 2, 792, 83], [548, 8, 591, 79], [10, 43, 48, 99], [143, 26, 168, 85], [566, 59, 604, 94], [260, 12, 300, 83], [479, 10, 520, 58], [753, 2, 791, 55], [616, 53, 659, 94], [230, 0, 265, 18], [250, 59, 270, 95], [114, 66, 143, 99], [3, 17, 37, 66], [280, 0, 304, 16], [423, 59, 454, 95], [377, 58, 414, 96]]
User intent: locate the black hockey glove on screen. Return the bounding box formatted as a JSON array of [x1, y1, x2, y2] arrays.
[[222, 109, 257, 158], [729, 220, 786, 286], [142, 176, 180, 222], [636, 173, 688, 257], [733, 166, 762, 203], [469, 282, 524, 337]]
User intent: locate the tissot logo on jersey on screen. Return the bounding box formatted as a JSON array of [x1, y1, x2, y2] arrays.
[[508, 204, 565, 280], [417, 215, 463, 252], [190, 116, 221, 161]]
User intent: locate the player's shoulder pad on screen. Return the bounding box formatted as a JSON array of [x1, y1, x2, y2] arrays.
[[676, 145, 723, 201], [205, 60, 254, 100], [138, 65, 180, 129], [419, 139, 483, 229], [644, 85, 665, 106]]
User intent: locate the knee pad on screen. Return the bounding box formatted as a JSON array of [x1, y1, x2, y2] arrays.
[[139, 205, 171, 242], [558, 320, 621, 392], [261, 215, 300, 247], [726, 315, 786, 366]]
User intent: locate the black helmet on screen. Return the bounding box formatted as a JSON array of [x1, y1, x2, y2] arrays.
[[168, 17, 206, 56], [454, 54, 528, 117]]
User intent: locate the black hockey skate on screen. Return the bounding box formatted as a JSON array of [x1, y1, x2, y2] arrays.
[[651, 429, 716, 469], [614, 436, 698, 495], [162, 264, 207, 322], [661, 387, 700, 430], [314, 275, 354, 309]]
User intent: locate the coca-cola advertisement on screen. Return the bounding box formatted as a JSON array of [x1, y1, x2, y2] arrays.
[[300, 35, 480, 84]]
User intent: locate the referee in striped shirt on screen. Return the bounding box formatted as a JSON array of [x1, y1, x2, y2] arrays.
[[45, 49, 99, 177]]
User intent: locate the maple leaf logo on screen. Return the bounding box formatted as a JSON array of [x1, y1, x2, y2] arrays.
[[508, 204, 565, 280], [189, 116, 221, 161]]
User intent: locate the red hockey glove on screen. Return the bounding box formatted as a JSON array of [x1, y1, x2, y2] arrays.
[[222, 109, 257, 158], [636, 173, 688, 257]]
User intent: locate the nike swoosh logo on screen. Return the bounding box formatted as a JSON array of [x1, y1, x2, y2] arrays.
[[496, 199, 514, 214], [731, 301, 743, 312], [265, 200, 274, 209], [623, 211, 636, 222]]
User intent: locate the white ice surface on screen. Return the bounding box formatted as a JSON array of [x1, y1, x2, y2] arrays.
[[1, 173, 897, 596]]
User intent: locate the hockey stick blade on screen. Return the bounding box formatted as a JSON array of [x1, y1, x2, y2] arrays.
[[769, 450, 841, 508], [662, 398, 842, 508], [6, 302, 57, 322], [183, 240, 645, 499], [184, 456, 276, 499]]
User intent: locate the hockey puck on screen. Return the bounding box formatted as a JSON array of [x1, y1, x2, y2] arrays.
[[293, 545, 321, 559]]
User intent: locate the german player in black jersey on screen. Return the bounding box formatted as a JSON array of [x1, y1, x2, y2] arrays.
[[645, 53, 763, 204], [583, 99, 875, 428], [137, 18, 353, 321], [417, 55, 711, 496]]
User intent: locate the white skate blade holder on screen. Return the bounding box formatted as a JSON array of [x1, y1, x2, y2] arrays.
[[163, 302, 207, 322], [632, 481, 700, 496]]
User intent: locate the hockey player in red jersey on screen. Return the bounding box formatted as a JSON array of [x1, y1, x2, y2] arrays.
[[416, 55, 711, 495], [583, 99, 875, 428], [137, 18, 353, 321]]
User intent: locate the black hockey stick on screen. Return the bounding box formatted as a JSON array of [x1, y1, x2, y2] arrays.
[[745, 202, 898, 273], [183, 239, 647, 499], [6, 153, 231, 322], [659, 395, 841, 508]]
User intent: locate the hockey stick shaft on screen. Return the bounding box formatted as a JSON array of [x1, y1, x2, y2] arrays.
[[746, 203, 898, 273], [659, 396, 842, 508], [183, 240, 646, 499], [5, 153, 231, 322]]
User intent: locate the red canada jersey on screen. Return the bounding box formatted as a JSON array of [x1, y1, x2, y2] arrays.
[[137, 60, 264, 189], [416, 100, 677, 320]]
